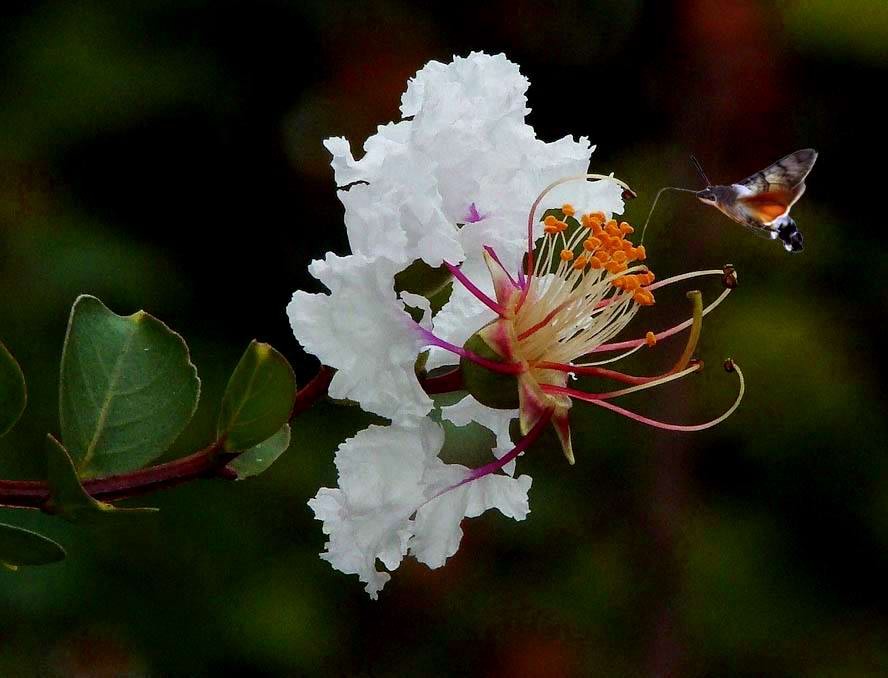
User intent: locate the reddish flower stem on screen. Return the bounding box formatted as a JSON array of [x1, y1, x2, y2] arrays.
[[0, 363, 470, 511], [0, 366, 338, 511]]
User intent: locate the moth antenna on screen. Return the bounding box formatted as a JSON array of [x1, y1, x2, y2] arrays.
[[690, 154, 712, 187], [639, 186, 697, 244]]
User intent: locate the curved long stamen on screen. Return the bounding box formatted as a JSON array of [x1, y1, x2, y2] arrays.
[[416, 326, 525, 375], [592, 269, 724, 311], [540, 362, 701, 400], [591, 287, 731, 353], [444, 261, 507, 316], [535, 361, 656, 385], [577, 362, 745, 431]]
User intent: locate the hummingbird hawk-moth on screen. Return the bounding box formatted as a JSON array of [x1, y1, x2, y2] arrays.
[[695, 149, 818, 253]]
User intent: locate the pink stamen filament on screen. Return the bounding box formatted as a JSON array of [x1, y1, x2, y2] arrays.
[[592, 287, 731, 353], [416, 326, 525, 375], [550, 362, 745, 432], [444, 260, 507, 317], [540, 362, 701, 400], [426, 409, 554, 507], [535, 361, 660, 385], [517, 302, 568, 341]]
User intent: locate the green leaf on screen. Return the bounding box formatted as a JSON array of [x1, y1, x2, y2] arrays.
[[0, 339, 27, 437], [228, 424, 291, 479], [44, 434, 157, 523], [218, 341, 296, 452], [0, 522, 66, 569], [59, 295, 200, 477]]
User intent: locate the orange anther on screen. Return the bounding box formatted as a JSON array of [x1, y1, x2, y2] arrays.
[[645, 331, 657, 346], [590, 211, 606, 222], [583, 237, 602, 251], [608, 235, 623, 249], [555, 220, 568, 232], [622, 240, 634, 252], [633, 290, 655, 305], [620, 222, 635, 235], [612, 250, 628, 264], [606, 261, 628, 275], [595, 250, 610, 263], [544, 224, 559, 235], [560, 249, 574, 261], [635, 245, 647, 260], [573, 256, 588, 270], [605, 220, 620, 236], [589, 258, 604, 269], [622, 275, 640, 290], [562, 203, 575, 217], [544, 215, 558, 227]]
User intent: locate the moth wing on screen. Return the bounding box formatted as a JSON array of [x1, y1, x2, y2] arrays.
[[738, 149, 818, 193], [737, 182, 807, 226]]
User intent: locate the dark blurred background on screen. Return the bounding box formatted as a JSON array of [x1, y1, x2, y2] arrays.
[[1, 1, 886, 676]]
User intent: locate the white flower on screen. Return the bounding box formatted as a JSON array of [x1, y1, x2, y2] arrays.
[[286, 252, 433, 423], [323, 52, 603, 273], [308, 418, 531, 599], [293, 52, 744, 599]]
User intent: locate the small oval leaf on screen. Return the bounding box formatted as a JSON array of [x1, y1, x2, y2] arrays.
[[228, 424, 291, 479], [59, 295, 200, 477], [0, 522, 66, 567], [218, 341, 296, 451], [0, 339, 27, 437], [44, 434, 157, 523]]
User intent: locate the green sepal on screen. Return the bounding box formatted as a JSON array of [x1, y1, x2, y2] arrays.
[[43, 434, 158, 523], [218, 341, 296, 452], [460, 329, 520, 410], [59, 295, 201, 478], [0, 339, 27, 438], [228, 424, 291, 479], [0, 522, 66, 569]]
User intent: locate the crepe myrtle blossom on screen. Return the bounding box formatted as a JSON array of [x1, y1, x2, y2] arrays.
[[289, 53, 744, 598], [291, 175, 744, 598]]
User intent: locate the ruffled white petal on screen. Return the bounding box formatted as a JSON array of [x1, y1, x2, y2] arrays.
[[309, 418, 532, 598], [324, 51, 604, 274], [286, 253, 432, 423], [410, 460, 532, 569], [308, 419, 443, 599]]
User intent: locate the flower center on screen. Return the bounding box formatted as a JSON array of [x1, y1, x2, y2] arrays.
[[510, 207, 656, 373]]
